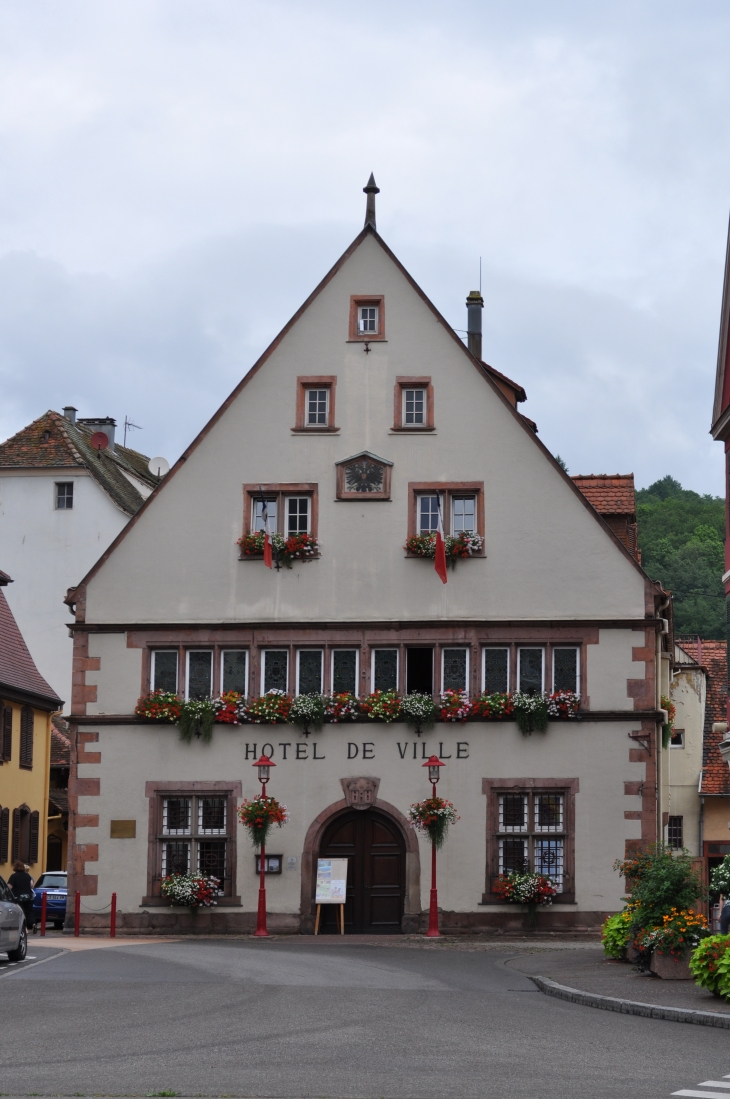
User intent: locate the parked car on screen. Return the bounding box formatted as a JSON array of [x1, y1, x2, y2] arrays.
[[32, 871, 67, 930], [0, 876, 27, 960]]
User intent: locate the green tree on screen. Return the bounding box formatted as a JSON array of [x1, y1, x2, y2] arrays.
[[636, 476, 725, 639]]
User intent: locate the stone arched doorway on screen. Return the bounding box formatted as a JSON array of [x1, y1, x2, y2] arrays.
[[300, 795, 421, 934]]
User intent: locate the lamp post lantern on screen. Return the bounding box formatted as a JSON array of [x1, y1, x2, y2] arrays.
[[422, 754, 445, 937], [253, 753, 275, 937]]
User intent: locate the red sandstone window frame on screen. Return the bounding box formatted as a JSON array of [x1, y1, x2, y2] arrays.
[[481, 777, 578, 905], [393, 377, 435, 431], [406, 482, 485, 545], [293, 376, 338, 432], [241, 483, 319, 548], [143, 780, 242, 906], [348, 295, 386, 342]]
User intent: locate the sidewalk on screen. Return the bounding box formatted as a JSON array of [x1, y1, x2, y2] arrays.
[[505, 944, 730, 1014]]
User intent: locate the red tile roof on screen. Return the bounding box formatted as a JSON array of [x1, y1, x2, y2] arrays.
[[571, 474, 636, 515], [0, 410, 161, 516], [50, 717, 70, 767], [678, 639, 729, 797], [0, 588, 62, 708]]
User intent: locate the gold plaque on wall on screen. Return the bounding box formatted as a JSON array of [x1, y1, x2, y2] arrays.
[[110, 819, 136, 839]]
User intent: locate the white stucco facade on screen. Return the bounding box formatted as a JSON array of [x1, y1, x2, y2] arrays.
[[66, 220, 668, 935]]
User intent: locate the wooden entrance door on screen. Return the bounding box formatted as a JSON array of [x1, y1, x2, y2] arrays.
[[317, 809, 405, 933]]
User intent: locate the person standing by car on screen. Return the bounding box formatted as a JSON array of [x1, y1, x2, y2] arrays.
[[8, 861, 35, 934]]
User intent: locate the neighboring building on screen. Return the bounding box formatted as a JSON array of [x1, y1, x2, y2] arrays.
[[0, 571, 63, 879], [666, 641, 706, 858], [571, 475, 641, 563], [0, 409, 162, 708], [64, 182, 670, 935]]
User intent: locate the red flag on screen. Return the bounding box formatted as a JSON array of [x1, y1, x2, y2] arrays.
[[261, 497, 273, 569], [434, 502, 447, 584]]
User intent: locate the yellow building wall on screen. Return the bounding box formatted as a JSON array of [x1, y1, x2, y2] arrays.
[[0, 702, 52, 879]]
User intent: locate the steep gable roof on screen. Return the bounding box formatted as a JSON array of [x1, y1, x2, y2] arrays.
[[66, 222, 658, 609], [0, 587, 62, 708], [712, 215, 730, 438], [0, 410, 161, 516]]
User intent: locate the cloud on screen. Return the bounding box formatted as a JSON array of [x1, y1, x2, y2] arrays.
[[0, 0, 728, 492]]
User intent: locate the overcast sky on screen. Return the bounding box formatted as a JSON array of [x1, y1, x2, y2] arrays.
[[1, 0, 729, 494]]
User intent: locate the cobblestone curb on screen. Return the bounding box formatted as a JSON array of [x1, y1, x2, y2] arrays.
[[530, 974, 730, 1028]]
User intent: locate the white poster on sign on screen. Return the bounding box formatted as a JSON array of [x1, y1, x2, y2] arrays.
[[315, 858, 348, 903]]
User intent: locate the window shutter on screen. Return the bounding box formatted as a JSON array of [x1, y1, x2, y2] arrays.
[[0, 807, 8, 864], [2, 706, 11, 761], [19, 706, 33, 769], [29, 811, 39, 864], [11, 808, 21, 863]]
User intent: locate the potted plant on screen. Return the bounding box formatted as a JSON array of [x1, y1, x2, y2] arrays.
[[359, 690, 401, 722], [242, 690, 292, 724], [160, 873, 221, 911], [689, 934, 730, 1000], [324, 692, 360, 722], [178, 699, 217, 743], [135, 691, 182, 722], [494, 870, 558, 928]]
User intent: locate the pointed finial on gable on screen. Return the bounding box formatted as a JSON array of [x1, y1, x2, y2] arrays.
[[363, 173, 380, 229]]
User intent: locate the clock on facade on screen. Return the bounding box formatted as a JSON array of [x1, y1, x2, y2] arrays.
[[335, 450, 393, 500]]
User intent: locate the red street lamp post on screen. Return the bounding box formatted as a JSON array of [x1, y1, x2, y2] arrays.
[[422, 754, 445, 938], [253, 753, 275, 938]]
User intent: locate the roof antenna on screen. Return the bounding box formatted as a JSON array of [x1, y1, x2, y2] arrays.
[[123, 416, 142, 447], [479, 256, 482, 294], [363, 173, 379, 229]]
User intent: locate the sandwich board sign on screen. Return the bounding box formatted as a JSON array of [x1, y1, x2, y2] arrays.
[[315, 858, 348, 902]]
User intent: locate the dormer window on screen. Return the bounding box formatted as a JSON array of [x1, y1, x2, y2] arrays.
[[358, 305, 378, 333]]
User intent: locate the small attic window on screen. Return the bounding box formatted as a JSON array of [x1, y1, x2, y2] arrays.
[[42, 430, 50, 443], [348, 295, 385, 341], [55, 482, 74, 510]]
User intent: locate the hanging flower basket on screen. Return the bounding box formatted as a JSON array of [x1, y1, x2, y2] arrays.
[[494, 872, 558, 906], [399, 692, 437, 733], [359, 690, 401, 722], [135, 691, 182, 722], [325, 692, 360, 722], [238, 795, 289, 849], [236, 531, 319, 567], [438, 689, 471, 722], [289, 693, 326, 734], [408, 796, 459, 849], [160, 873, 221, 907], [404, 532, 483, 566], [242, 690, 292, 723]]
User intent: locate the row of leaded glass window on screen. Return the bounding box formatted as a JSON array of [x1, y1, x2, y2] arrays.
[[152, 645, 579, 697]]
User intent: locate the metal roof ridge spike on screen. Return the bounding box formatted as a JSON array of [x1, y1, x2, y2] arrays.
[[363, 173, 380, 229]]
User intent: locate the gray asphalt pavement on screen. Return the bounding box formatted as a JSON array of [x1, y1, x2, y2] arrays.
[[0, 938, 728, 1098]]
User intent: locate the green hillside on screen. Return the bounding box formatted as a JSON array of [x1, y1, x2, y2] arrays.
[[636, 476, 725, 639]]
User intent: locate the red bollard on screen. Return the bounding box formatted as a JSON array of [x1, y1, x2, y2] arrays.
[[40, 891, 47, 937], [110, 892, 116, 938], [74, 890, 80, 937]]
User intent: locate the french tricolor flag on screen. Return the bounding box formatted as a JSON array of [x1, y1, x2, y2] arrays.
[[260, 492, 273, 569], [435, 499, 447, 584]]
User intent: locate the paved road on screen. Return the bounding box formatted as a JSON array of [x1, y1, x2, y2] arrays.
[[0, 939, 728, 1098]]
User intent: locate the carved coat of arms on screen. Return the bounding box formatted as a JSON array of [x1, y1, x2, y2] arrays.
[[341, 776, 381, 809]]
